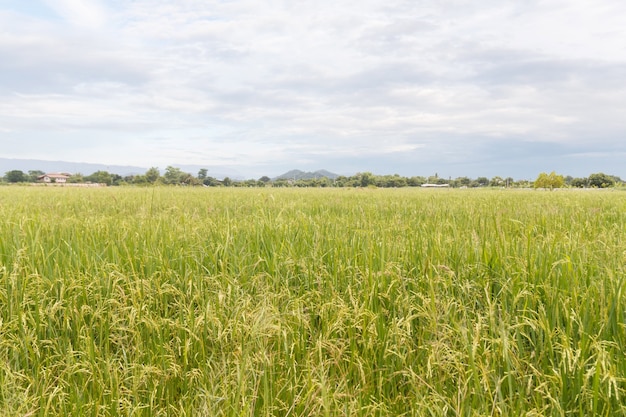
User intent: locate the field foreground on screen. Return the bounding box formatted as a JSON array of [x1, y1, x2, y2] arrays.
[[1, 187, 626, 416]]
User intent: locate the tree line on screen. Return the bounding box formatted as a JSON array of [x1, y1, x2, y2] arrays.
[[2, 167, 622, 189]]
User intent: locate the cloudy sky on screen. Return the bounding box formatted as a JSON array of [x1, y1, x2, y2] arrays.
[[1, 0, 625, 179]]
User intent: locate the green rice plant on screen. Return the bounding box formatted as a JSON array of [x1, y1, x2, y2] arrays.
[[0, 186, 625, 415]]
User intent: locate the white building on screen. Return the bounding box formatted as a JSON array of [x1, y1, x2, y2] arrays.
[[38, 173, 71, 183]]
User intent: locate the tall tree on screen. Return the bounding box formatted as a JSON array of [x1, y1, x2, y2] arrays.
[[85, 171, 112, 185], [4, 170, 26, 183], [490, 176, 504, 187], [163, 166, 185, 184], [28, 170, 45, 182], [534, 171, 564, 190], [359, 172, 374, 187], [570, 177, 587, 188], [67, 173, 84, 183], [145, 167, 160, 184], [588, 172, 615, 188], [476, 177, 489, 186]]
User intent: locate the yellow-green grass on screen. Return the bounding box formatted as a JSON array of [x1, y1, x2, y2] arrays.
[[1, 186, 626, 416]]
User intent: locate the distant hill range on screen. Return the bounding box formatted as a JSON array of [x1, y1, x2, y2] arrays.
[[0, 158, 243, 180], [273, 169, 339, 181], [1, 159, 340, 182], [0, 158, 147, 176]]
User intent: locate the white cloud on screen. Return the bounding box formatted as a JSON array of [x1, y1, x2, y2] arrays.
[[42, 0, 108, 29], [1, 0, 626, 177]]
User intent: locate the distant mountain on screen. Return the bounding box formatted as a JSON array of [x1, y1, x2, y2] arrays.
[[273, 169, 339, 181], [0, 158, 244, 180], [0, 158, 147, 176]]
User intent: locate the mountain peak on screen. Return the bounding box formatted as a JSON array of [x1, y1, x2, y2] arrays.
[[272, 169, 339, 181]]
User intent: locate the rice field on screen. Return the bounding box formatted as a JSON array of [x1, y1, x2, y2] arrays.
[[1, 186, 625, 416]]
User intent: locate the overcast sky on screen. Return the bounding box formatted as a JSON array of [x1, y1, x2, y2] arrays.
[[1, 0, 625, 179]]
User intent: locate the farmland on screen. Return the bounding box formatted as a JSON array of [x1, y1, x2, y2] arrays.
[[1, 186, 626, 416]]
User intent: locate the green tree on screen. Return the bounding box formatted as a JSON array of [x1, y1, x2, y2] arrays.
[[4, 170, 26, 183], [570, 177, 587, 188], [28, 170, 45, 182], [588, 172, 615, 188], [145, 167, 160, 184], [319, 177, 332, 187], [111, 174, 123, 186], [454, 177, 471, 187], [222, 177, 232, 186], [131, 175, 148, 185], [163, 166, 185, 185], [407, 176, 426, 187], [203, 176, 220, 186], [85, 171, 112, 185], [331, 176, 346, 187], [182, 173, 200, 186], [534, 172, 548, 189], [381, 174, 406, 188], [67, 173, 84, 183], [534, 171, 564, 190], [490, 176, 504, 187], [359, 172, 374, 187], [198, 169, 208, 180], [476, 177, 489, 187]]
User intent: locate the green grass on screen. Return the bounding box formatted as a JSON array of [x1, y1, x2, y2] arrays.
[[1, 186, 626, 416]]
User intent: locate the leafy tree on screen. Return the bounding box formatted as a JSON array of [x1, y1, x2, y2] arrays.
[[4, 170, 26, 183], [272, 179, 289, 187], [378, 174, 406, 188], [359, 172, 374, 187], [476, 177, 489, 187], [202, 176, 220, 186], [85, 171, 112, 185], [67, 173, 84, 183], [407, 176, 426, 187], [145, 167, 160, 184], [163, 166, 185, 185], [181, 173, 200, 186], [319, 177, 332, 187], [131, 175, 148, 185], [222, 177, 232, 186], [570, 177, 587, 188], [454, 177, 471, 187], [28, 170, 45, 182], [534, 171, 564, 190], [198, 169, 208, 180], [490, 176, 504, 187], [533, 172, 549, 189], [332, 176, 347, 187], [111, 174, 123, 186], [256, 176, 274, 186], [588, 172, 615, 188]]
